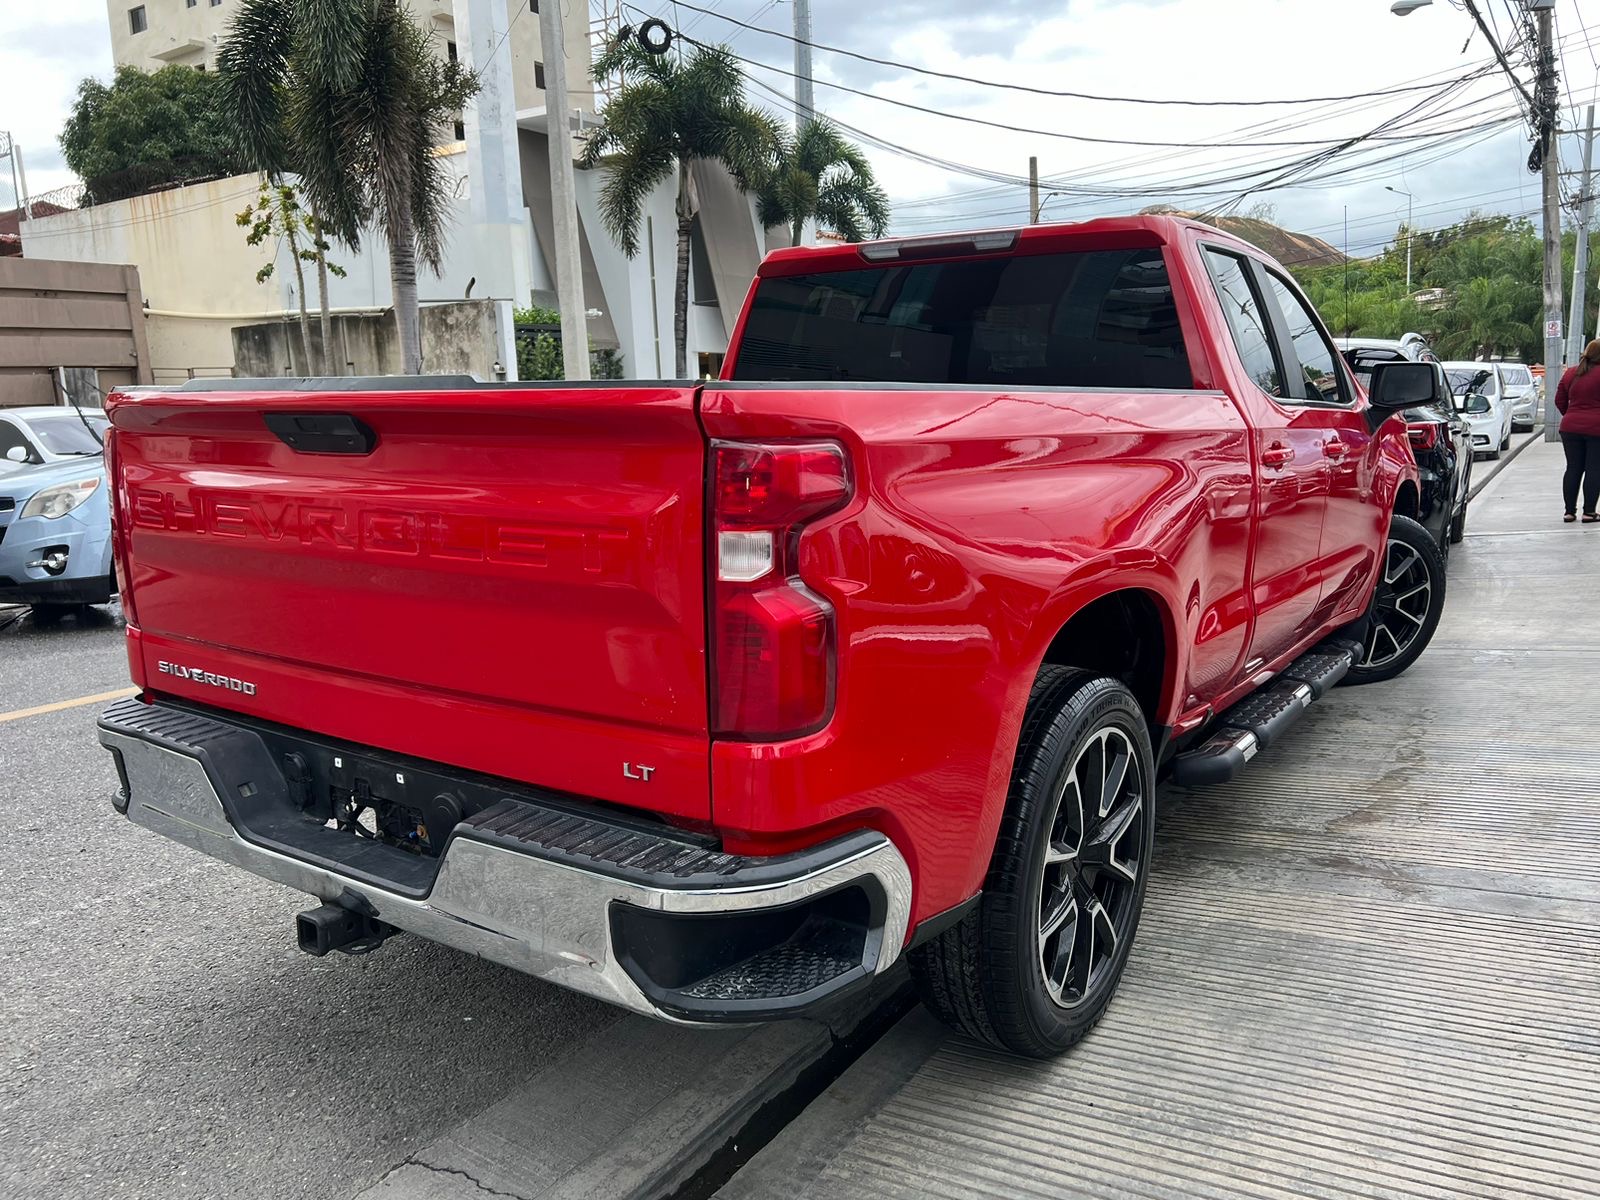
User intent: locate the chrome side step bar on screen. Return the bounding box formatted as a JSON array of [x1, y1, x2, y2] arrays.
[[1169, 646, 1354, 786]]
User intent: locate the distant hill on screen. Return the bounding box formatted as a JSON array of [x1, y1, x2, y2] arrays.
[[1140, 206, 1346, 270]]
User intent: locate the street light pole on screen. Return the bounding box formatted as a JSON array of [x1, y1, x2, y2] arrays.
[[1386, 185, 1414, 291]]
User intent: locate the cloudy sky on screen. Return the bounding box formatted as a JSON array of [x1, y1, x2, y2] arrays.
[[5, 0, 1599, 260]]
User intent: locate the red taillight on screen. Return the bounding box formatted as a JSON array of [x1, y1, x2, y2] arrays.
[[711, 441, 851, 740], [104, 427, 138, 628], [1407, 423, 1440, 450]]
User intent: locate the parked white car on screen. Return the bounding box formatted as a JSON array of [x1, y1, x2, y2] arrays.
[[1496, 362, 1539, 430], [1443, 362, 1514, 459]]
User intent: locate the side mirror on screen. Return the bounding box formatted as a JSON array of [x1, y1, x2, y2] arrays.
[[4, 446, 28, 464], [1368, 361, 1440, 411], [1464, 393, 1493, 415]]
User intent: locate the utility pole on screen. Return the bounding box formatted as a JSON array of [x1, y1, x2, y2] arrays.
[[1567, 105, 1596, 366], [1386, 185, 1413, 290], [1028, 156, 1040, 223], [1536, 2, 1563, 441], [540, 0, 591, 380], [793, 0, 814, 128]]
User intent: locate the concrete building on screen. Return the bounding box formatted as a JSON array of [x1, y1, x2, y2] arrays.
[[21, 145, 768, 382], [107, 0, 594, 114], [66, 0, 777, 382]]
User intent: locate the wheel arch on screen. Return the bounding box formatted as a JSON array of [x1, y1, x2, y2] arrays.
[[1027, 579, 1183, 741]]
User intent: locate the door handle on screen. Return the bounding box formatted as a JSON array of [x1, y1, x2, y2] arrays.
[[1324, 440, 1351, 460], [1261, 444, 1293, 467]]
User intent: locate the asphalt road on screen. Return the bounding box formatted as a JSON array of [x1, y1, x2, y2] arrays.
[[0, 602, 619, 1200]]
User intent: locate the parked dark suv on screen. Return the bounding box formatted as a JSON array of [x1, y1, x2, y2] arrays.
[[1342, 344, 1472, 551]]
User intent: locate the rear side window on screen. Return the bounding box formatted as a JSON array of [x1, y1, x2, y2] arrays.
[[1502, 365, 1532, 386], [1204, 251, 1283, 398], [731, 248, 1192, 389]]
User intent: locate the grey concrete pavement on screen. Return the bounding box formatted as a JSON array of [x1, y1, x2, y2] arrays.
[[1, 603, 901, 1200], [1, 612, 620, 1200], [721, 437, 1600, 1199]]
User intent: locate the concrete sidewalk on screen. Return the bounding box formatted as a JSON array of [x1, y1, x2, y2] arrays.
[[720, 438, 1600, 1200]]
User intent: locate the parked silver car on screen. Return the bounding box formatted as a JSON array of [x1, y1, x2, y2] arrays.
[[1442, 364, 1514, 459], [1495, 362, 1539, 430]]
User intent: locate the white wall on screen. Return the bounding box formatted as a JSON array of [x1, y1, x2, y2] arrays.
[[23, 145, 774, 382]]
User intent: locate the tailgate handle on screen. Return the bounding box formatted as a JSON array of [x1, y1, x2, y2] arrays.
[[263, 412, 378, 455]]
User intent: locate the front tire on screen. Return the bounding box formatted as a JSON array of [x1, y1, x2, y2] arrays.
[[1342, 514, 1446, 686], [910, 668, 1155, 1058]]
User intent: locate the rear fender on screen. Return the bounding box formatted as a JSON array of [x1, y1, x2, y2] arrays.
[[964, 559, 1184, 875]]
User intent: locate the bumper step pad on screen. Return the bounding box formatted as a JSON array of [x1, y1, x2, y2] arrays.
[[1169, 645, 1353, 786]]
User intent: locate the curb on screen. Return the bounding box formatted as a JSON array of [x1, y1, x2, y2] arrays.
[[1467, 428, 1543, 503], [356, 974, 910, 1200]]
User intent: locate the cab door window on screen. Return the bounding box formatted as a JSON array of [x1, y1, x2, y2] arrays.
[[1203, 250, 1284, 398], [1261, 272, 1347, 405]]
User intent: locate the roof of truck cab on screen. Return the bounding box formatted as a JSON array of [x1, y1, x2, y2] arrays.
[[757, 214, 1252, 276]]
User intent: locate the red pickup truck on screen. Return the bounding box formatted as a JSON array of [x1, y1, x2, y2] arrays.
[[99, 216, 1445, 1058]]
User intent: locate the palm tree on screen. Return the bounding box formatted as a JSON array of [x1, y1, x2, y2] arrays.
[[582, 39, 780, 377], [758, 118, 889, 248], [1432, 277, 1535, 360], [216, 0, 477, 374]]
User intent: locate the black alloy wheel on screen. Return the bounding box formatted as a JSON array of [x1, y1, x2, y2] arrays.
[[1037, 726, 1146, 1009], [1343, 514, 1446, 685], [910, 668, 1155, 1058]]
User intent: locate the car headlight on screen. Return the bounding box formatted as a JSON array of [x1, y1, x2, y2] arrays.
[[20, 477, 100, 520]]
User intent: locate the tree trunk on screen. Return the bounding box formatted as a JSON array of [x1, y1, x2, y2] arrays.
[[283, 219, 317, 375], [674, 159, 692, 379], [311, 209, 337, 376], [792, 218, 803, 248], [388, 206, 422, 375]]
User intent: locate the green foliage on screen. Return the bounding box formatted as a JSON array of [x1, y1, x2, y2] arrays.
[[582, 38, 782, 254], [59, 66, 239, 203], [1292, 213, 1591, 364], [235, 181, 346, 285], [583, 38, 781, 376], [757, 118, 889, 247], [216, 0, 479, 271], [513, 306, 624, 381]]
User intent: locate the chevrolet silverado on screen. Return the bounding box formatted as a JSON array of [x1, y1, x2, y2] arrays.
[[98, 216, 1445, 1058]]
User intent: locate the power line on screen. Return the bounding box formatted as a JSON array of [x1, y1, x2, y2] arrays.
[[649, 0, 1511, 110], [681, 29, 1512, 153], [885, 22, 1600, 214]]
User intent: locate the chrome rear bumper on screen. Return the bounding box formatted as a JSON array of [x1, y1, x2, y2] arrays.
[[99, 699, 912, 1023]]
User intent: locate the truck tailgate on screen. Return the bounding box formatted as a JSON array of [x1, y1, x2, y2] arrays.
[[110, 383, 711, 821]]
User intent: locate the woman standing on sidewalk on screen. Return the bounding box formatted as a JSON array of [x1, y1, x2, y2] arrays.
[[1555, 341, 1600, 522]]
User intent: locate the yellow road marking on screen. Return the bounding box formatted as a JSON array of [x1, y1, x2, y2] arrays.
[[0, 687, 138, 724]]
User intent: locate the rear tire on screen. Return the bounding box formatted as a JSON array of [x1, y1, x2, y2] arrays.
[[910, 668, 1155, 1058], [1342, 514, 1446, 686]]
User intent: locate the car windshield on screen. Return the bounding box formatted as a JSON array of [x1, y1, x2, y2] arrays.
[[1445, 369, 1492, 398], [27, 413, 108, 455]]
